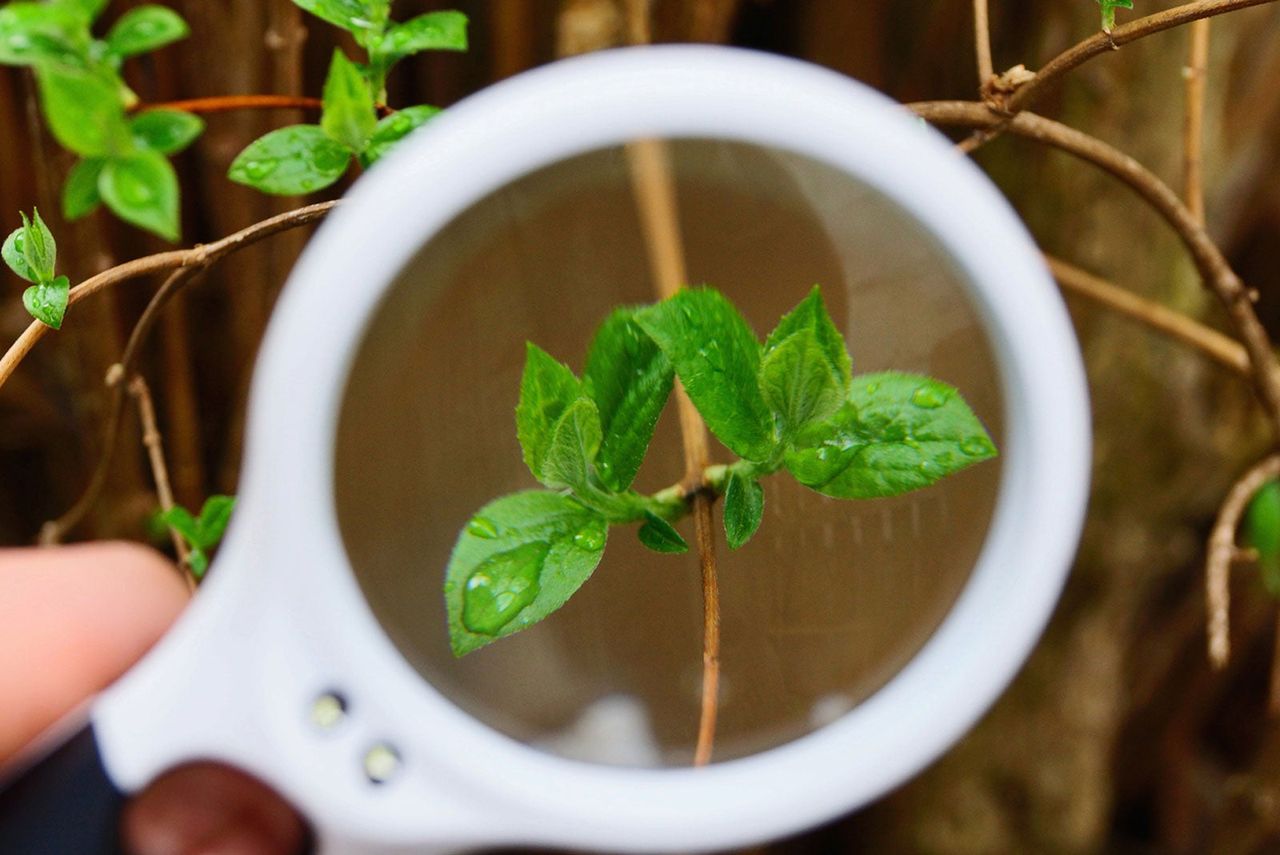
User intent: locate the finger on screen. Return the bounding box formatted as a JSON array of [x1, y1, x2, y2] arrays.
[[0, 542, 190, 762], [122, 763, 308, 855]]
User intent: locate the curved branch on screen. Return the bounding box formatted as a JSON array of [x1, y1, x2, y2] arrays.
[[1006, 0, 1276, 113], [135, 95, 396, 118], [0, 201, 337, 394], [910, 101, 1280, 439], [1046, 255, 1249, 376], [1207, 454, 1280, 668]]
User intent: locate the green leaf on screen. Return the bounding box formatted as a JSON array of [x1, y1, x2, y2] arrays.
[[56, 0, 110, 24], [129, 110, 204, 155], [2, 225, 36, 282], [637, 511, 688, 554], [764, 285, 852, 388], [63, 158, 104, 219], [0, 2, 89, 67], [1245, 480, 1280, 598], [36, 64, 131, 157], [22, 210, 56, 283], [291, 0, 383, 37], [359, 104, 440, 166], [445, 491, 607, 656], [1096, 0, 1133, 31], [723, 471, 764, 549], [99, 150, 180, 241], [635, 288, 775, 462], [186, 547, 209, 578], [583, 308, 675, 491], [784, 372, 997, 498], [22, 274, 69, 329], [515, 343, 584, 483], [760, 329, 846, 440], [194, 495, 236, 549], [104, 5, 188, 58], [540, 396, 603, 491], [158, 505, 200, 543], [320, 49, 376, 152], [227, 125, 351, 195], [380, 10, 468, 62]]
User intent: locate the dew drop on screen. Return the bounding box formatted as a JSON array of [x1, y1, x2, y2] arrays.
[[466, 516, 498, 539], [911, 385, 946, 409], [461, 542, 547, 635], [961, 436, 995, 457], [243, 159, 276, 180], [572, 521, 606, 551]]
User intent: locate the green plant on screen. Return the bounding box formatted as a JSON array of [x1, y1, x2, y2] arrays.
[[444, 286, 997, 656], [158, 495, 236, 579], [0, 0, 195, 239], [228, 5, 465, 196], [3, 209, 68, 329]]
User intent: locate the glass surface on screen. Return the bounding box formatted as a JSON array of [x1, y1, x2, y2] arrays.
[[333, 140, 1004, 766]]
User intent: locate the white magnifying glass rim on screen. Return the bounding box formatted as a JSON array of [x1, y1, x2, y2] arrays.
[[98, 45, 1090, 853]]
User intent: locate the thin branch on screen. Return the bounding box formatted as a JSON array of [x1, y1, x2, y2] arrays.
[[39, 268, 205, 545], [128, 375, 196, 591], [973, 0, 994, 84], [910, 102, 1280, 441], [1206, 455, 1280, 669], [1184, 19, 1212, 225], [134, 95, 397, 118], [1046, 255, 1248, 376], [0, 201, 336, 394], [1006, 0, 1275, 114]]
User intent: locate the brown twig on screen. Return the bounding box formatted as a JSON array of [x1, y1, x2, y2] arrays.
[[1206, 455, 1280, 669], [0, 201, 336, 394], [1046, 256, 1249, 376], [127, 374, 195, 591], [973, 0, 994, 85], [1006, 0, 1275, 115], [1184, 19, 1211, 225], [134, 95, 397, 119], [39, 268, 205, 545], [910, 102, 1280, 441]]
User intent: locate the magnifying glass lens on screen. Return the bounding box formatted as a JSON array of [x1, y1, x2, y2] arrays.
[[333, 139, 1004, 766]]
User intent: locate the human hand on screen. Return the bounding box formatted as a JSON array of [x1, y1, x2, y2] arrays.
[[0, 542, 306, 855]]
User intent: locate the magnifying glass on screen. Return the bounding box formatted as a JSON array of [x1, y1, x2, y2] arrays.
[[0, 45, 1090, 853]]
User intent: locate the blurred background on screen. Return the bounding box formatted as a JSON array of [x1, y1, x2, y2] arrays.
[[2, 0, 1280, 851]]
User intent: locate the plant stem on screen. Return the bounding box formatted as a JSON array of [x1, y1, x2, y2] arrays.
[[134, 94, 395, 117], [1183, 19, 1211, 226], [128, 374, 196, 591], [625, 123, 722, 765], [973, 0, 994, 84]]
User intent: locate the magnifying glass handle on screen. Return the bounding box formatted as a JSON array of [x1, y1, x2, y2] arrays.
[[0, 718, 125, 854]]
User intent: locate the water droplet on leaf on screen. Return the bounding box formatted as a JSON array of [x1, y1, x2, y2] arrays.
[[961, 436, 994, 457], [466, 516, 498, 539], [910, 385, 946, 409], [461, 542, 547, 635], [572, 521, 606, 551]]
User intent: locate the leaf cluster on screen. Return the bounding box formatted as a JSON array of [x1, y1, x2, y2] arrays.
[[3, 209, 68, 328], [445, 285, 998, 655], [228, 1, 466, 196], [158, 494, 236, 579], [1095, 0, 1134, 32], [0, 0, 197, 240]]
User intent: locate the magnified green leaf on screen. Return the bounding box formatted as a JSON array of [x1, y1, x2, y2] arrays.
[[100, 150, 180, 241], [36, 64, 131, 157], [0, 2, 90, 67], [291, 0, 382, 36], [56, 0, 110, 24], [159, 494, 236, 578], [21, 209, 56, 283], [785, 372, 997, 498], [516, 342, 584, 483], [446, 491, 608, 656], [104, 5, 188, 58], [540, 397, 603, 491], [1245, 480, 1280, 598], [63, 158, 105, 220], [637, 511, 689, 554], [583, 308, 674, 491], [228, 125, 351, 195], [635, 288, 775, 462], [760, 329, 845, 441], [129, 110, 204, 155], [380, 10, 467, 62], [22, 274, 69, 329], [320, 49, 376, 153], [723, 471, 764, 549], [359, 104, 441, 166], [765, 285, 852, 388]]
